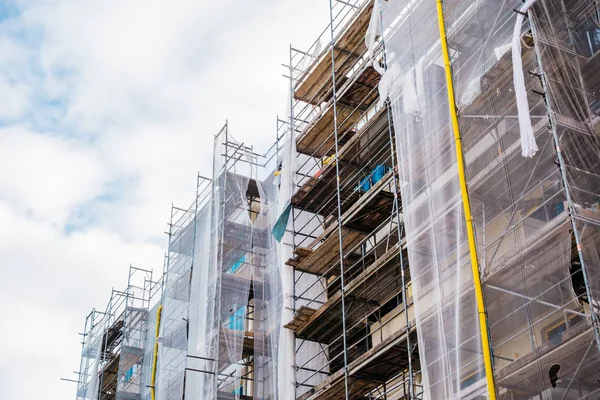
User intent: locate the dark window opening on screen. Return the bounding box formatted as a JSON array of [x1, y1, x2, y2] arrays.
[[570, 259, 590, 305], [549, 364, 561, 388], [544, 314, 585, 346]]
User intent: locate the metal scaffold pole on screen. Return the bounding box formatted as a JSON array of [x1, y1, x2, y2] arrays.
[[377, 0, 415, 396], [288, 43, 300, 398], [212, 122, 227, 396], [98, 293, 112, 399], [328, 0, 351, 398]]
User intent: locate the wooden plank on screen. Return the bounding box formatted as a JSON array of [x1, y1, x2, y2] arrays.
[[293, 245, 400, 337], [295, 48, 357, 105], [297, 324, 415, 400], [285, 259, 299, 268], [284, 306, 317, 331], [345, 245, 401, 294], [298, 373, 373, 400], [338, 66, 381, 110], [296, 64, 383, 160], [294, 0, 375, 104], [341, 169, 394, 226], [296, 103, 359, 158], [295, 228, 366, 276], [348, 324, 412, 376], [285, 218, 344, 268], [292, 105, 389, 212], [289, 170, 396, 269], [295, 248, 313, 258]]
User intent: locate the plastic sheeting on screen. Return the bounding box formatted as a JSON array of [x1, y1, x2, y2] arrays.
[[255, 171, 285, 399], [188, 131, 253, 399], [459, 0, 600, 396], [77, 311, 106, 400], [116, 294, 149, 398], [186, 126, 290, 399], [365, 0, 385, 75], [381, 0, 487, 397], [157, 204, 196, 400], [275, 114, 332, 398], [381, 0, 600, 398], [185, 200, 212, 398], [140, 302, 159, 400], [522, 0, 600, 395], [512, 0, 539, 158]]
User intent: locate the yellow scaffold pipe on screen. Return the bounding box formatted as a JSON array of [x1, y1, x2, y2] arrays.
[[150, 304, 163, 400], [435, 1, 497, 399]]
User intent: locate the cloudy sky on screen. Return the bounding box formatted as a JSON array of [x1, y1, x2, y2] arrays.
[[0, 1, 328, 398]]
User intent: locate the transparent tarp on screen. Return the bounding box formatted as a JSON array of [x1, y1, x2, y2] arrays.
[[381, 0, 488, 397], [116, 307, 148, 398], [70, 1, 600, 399], [116, 271, 152, 400], [77, 311, 107, 400], [186, 124, 289, 399], [157, 203, 196, 400], [140, 302, 159, 400], [76, 266, 153, 400], [382, 0, 600, 398]]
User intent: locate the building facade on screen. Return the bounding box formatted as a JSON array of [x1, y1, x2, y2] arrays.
[[75, 1, 600, 399]]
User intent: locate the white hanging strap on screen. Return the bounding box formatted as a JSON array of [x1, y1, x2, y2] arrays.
[[512, 0, 539, 158], [365, 0, 385, 74], [377, 63, 401, 108]]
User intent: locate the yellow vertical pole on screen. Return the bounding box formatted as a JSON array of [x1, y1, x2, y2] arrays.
[[150, 304, 163, 400], [435, 1, 497, 399]]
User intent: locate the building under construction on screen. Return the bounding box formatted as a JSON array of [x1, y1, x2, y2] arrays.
[[74, 0, 600, 399]]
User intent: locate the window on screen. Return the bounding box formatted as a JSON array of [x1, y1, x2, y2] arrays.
[[543, 314, 585, 346], [529, 201, 565, 222], [228, 255, 245, 274], [570, 259, 589, 305], [229, 306, 246, 331], [460, 369, 485, 390]]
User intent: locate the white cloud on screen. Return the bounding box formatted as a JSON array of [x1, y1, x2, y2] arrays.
[[0, 126, 109, 226], [0, 200, 164, 399], [0, 1, 329, 399], [0, 77, 30, 119]]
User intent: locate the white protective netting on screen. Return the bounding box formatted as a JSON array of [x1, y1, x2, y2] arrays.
[[380, 0, 600, 398], [157, 203, 196, 400], [77, 312, 107, 400], [140, 302, 159, 400], [116, 307, 148, 397], [380, 1, 487, 397], [187, 125, 292, 399]]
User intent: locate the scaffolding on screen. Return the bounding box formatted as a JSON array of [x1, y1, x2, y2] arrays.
[[76, 266, 155, 400], [286, 1, 419, 399], [155, 189, 201, 400], [116, 267, 153, 400], [74, 1, 600, 399], [77, 309, 107, 400], [380, 0, 600, 398], [139, 278, 163, 400], [185, 122, 285, 399]]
